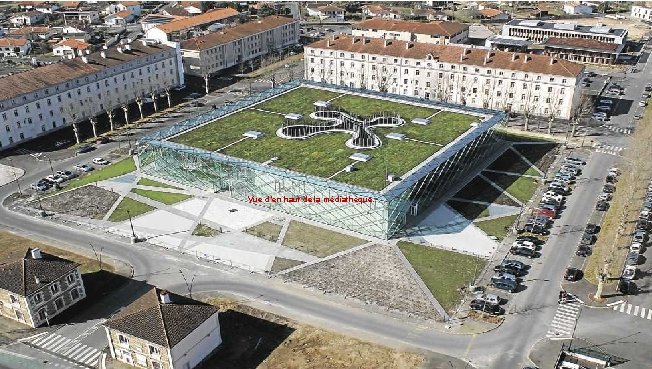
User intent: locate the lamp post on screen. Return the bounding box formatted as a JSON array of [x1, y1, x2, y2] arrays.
[[8, 158, 22, 196], [127, 210, 137, 243], [89, 243, 104, 270]]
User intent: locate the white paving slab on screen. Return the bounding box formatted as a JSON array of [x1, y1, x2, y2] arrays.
[[188, 242, 274, 272], [0, 164, 24, 187], [202, 198, 271, 229], [407, 205, 498, 257], [132, 209, 195, 233], [172, 197, 208, 216], [487, 203, 520, 217]]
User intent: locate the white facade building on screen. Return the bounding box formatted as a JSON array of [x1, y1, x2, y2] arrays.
[[631, 5, 652, 22], [563, 3, 594, 15], [352, 18, 469, 45], [0, 40, 184, 150], [180, 16, 299, 77], [10, 11, 46, 26], [0, 38, 31, 57], [502, 19, 627, 45], [304, 35, 583, 119]]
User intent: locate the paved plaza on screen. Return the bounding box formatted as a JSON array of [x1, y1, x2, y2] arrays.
[[0, 163, 24, 187]]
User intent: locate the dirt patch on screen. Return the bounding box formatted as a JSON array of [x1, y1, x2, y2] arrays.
[[245, 221, 283, 242], [467, 310, 504, 325], [37, 185, 119, 219]]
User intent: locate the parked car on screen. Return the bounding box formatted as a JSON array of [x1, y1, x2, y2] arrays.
[[55, 170, 77, 180], [30, 180, 50, 191], [576, 245, 591, 257], [639, 101, 648, 107], [74, 163, 94, 172], [626, 251, 639, 266], [76, 144, 95, 154], [511, 245, 536, 258], [474, 293, 502, 306], [96, 136, 112, 144], [45, 174, 65, 184], [491, 279, 518, 293], [633, 230, 647, 243], [565, 157, 586, 165], [492, 272, 518, 283], [470, 300, 503, 315], [622, 265, 637, 280], [630, 242, 642, 253], [603, 184, 616, 193], [617, 279, 636, 295], [596, 201, 610, 211], [580, 233, 596, 245], [564, 268, 583, 281], [522, 223, 547, 235], [599, 193, 612, 201], [634, 114, 642, 120], [496, 259, 528, 273], [515, 236, 540, 244], [536, 208, 556, 219], [92, 157, 109, 165], [596, 105, 612, 112]]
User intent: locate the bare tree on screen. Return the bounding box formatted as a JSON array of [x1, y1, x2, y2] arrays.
[[105, 97, 116, 131], [61, 104, 81, 144], [374, 65, 395, 93], [569, 94, 594, 137], [135, 87, 145, 120], [520, 87, 535, 132], [545, 90, 563, 135], [164, 87, 172, 108], [122, 104, 129, 125]]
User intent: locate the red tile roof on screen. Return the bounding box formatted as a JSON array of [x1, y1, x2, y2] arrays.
[[7, 26, 50, 35], [543, 37, 619, 52], [157, 7, 239, 33], [355, 18, 468, 37], [0, 41, 172, 101], [0, 38, 29, 47], [180, 16, 295, 50], [307, 35, 584, 77], [54, 38, 90, 49], [114, 9, 133, 18], [480, 8, 504, 18]]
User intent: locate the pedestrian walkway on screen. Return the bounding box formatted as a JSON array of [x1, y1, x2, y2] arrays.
[[592, 142, 625, 156], [601, 124, 632, 135], [546, 302, 581, 339], [22, 332, 102, 367], [611, 302, 652, 320]]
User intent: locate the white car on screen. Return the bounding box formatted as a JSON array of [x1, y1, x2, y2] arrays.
[[512, 240, 535, 249], [45, 174, 65, 184], [640, 100, 648, 107], [92, 157, 109, 165], [622, 265, 636, 280], [599, 193, 612, 201], [630, 242, 642, 253]]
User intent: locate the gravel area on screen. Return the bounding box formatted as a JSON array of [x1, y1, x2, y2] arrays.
[[284, 244, 439, 320], [37, 185, 120, 219]]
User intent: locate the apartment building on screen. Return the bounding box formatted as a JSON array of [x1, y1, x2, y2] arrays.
[[0, 40, 183, 150], [104, 288, 221, 369], [0, 248, 86, 328], [180, 16, 299, 77], [631, 5, 652, 22], [353, 19, 469, 45], [304, 35, 583, 119], [145, 8, 240, 45]]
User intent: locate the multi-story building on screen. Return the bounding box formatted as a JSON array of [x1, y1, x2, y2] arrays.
[[145, 8, 240, 45], [304, 35, 583, 119], [57, 9, 100, 24], [631, 5, 652, 22], [0, 38, 31, 57], [104, 288, 221, 369], [52, 38, 90, 57], [0, 248, 86, 328], [352, 19, 469, 45], [306, 3, 345, 22], [502, 19, 627, 65], [0, 39, 183, 150], [180, 16, 299, 78], [9, 11, 47, 26]]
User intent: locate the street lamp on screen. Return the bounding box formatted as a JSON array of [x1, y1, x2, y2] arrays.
[[127, 210, 137, 243]]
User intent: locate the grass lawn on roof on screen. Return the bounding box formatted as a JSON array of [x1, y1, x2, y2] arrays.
[[170, 87, 477, 191]]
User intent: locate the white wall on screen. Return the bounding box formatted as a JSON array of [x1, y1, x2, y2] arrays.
[[170, 313, 221, 369], [145, 28, 169, 43]]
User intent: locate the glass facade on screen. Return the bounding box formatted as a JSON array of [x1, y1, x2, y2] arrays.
[[138, 81, 506, 239]]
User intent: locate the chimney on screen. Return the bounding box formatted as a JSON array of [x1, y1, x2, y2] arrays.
[[511, 53, 517, 61], [159, 290, 171, 304], [405, 42, 412, 50], [523, 55, 529, 63], [484, 51, 490, 65], [124, 44, 131, 51], [85, 49, 90, 55], [549, 58, 556, 65], [465, 47, 471, 55], [34, 276, 41, 284], [384, 39, 391, 47], [117, 46, 123, 53], [30, 248, 42, 259], [77, 48, 84, 57], [352, 37, 356, 44], [102, 44, 108, 50], [100, 51, 106, 58], [81, 56, 88, 63]]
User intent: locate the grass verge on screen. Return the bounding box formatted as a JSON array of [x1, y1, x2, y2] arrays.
[[270, 257, 303, 273], [65, 157, 136, 190], [474, 215, 518, 241], [136, 177, 181, 190], [282, 220, 366, 257], [131, 188, 191, 205], [245, 221, 283, 242], [108, 197, 155, 222], [483, 172, 539, 203], [192, 223, 221, 237], [397, 241, 487, 312]]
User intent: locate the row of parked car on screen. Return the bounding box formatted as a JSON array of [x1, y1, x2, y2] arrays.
[[30, 157, 110, 191], [481, 156, 587, 306], [618, 178, 652, 293]]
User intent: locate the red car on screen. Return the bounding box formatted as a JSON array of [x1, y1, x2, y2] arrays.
[[535, 208, 556, 218]]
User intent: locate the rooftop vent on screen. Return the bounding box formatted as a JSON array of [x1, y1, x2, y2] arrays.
[[405, 42, 413, 49], [549, 58, 556, 65], [243, 131, 264, 139], [100, 51, 106, 58], [350, 153, 372, 162], [412, 118, 430, 125], [284, 113, 303, 120], [313, 100, 330, 108], [30, 248, 42, 259], [511, 53, 518, 61], [384, 39, 391, 47], [523, 54, 530, 63], [386, 132, 405, 140], [117, 46, 123, 53], [124, 44, 131, 51], [102, 44, 108, 50], [159, 290, 171, 304]]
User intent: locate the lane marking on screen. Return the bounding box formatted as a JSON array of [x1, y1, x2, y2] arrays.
[[463, 334, 476, 358]]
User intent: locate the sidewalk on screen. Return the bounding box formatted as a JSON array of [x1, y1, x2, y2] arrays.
[[562, 278, 624, 308]]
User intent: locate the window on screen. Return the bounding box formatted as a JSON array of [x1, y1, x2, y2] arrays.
[[118, 334, 129, 345], [38, 309, 47, 321], [15, 311, 24, 321], [54, 298, 64, 310], [535, 85, 540, 91], [9, 295, 17, 304], [152, 362, 161, 369], [548, 87, 553, 92], [149, 345, 160, 357], [560, 88, 565, 95], [50, 283, 59, 294]]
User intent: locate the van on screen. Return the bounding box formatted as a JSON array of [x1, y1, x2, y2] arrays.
[[599, 99, 613, 105]]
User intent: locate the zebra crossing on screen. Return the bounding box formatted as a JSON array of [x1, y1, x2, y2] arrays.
[[601, 124, 632, 135], [22, 332, 102, 367], [546, 302, 581, 339], [612, 302, 652, 320], [14, 148, 44, 160], [592, 142, 625, 156]]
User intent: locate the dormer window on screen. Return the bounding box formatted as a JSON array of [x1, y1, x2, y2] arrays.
[[50, 283, 59, 294]]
